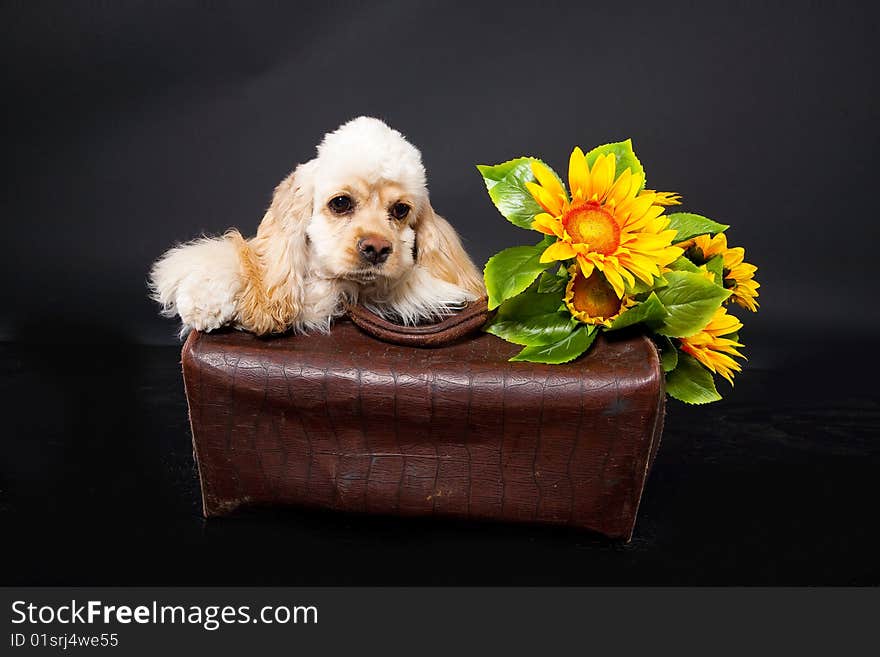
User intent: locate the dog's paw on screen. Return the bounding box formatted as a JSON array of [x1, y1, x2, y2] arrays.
[[373, 268, 479, 326], [175, 277, 238, 333], [435, 285, 478, 309]]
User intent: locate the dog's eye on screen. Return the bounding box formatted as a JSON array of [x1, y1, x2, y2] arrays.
[[390, 202, 410, 220], [328, 195, 353, 214]]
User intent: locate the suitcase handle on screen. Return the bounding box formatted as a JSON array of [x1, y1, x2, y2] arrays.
[[347, 297, 490, 348]]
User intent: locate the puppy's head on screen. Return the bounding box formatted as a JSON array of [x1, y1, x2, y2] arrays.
[[303, 117, 428, 283], [255, 117, 484, 326]]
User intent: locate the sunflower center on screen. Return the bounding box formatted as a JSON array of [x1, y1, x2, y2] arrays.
[[685, 245, 706, 264], [570, 271, 622, 320], [562, 203, 620, 255]]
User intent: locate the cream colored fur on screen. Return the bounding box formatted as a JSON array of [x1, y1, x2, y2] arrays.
[[149, 117, 484, 336]]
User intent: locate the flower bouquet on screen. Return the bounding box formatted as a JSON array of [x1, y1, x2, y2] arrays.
[[478, 140, 759, 404]]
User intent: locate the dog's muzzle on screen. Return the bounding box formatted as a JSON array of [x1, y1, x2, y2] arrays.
[[357, 236, 392, 265]]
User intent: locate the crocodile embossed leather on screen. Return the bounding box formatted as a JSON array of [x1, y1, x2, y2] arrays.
[[181, 320, 665, 540]]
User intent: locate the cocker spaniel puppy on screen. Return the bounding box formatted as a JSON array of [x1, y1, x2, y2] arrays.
[[150, 117, 484, 335]]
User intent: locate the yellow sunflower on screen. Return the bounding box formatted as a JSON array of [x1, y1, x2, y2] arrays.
[[563, 266, 636, 327], [679, 306, 746, 384], [680, 233, 760, 312], [525, 149, 683, 298]]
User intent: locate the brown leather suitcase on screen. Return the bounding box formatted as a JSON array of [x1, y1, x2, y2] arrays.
[[181, 320, 665, 540]]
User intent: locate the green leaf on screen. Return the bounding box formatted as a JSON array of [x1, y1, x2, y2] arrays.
[[655, 336, 679, 372], [626, 274, 668, 295], [492, 289, 565, 319], [665, 352, 722, 404], [477, 157, 551, 230], [665, 212, 730, 242], [584, 139, 645, 191], [485, 311, 577, 347], [477, 157, 535, 193], [705, 255, 724, 286], [484, 289, 574, 346], [607, 292, 668, 331], [667, 255, 702, 273], [653, 271, 731, 338], [483, 238, 552, 310], [537, 269, 568, 294], [510, 325, 597, 364]]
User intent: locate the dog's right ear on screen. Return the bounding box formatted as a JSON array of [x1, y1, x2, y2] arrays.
[[259, 159, 318, 239], [236, 159, 318, 334]]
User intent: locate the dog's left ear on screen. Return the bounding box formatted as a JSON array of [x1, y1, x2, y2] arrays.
[[415, 203, 485, 296]]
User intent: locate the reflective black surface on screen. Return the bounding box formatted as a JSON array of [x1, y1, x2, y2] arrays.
[[1, 332, 877, 585]]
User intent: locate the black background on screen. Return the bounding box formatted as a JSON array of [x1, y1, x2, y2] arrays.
[[1, 1, 878, 585]]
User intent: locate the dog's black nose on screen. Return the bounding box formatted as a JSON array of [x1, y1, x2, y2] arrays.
[[357, 236, 393, 265]]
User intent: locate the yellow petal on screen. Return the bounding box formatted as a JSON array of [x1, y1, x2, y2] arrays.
[[734, 295, 760, 312], [618, 252, 659, 284], [629, 171, 646, 197], [723, 246, 745, 269], [707, 312, 742, 336], [576, 255, 595, 278], [524, 181, 564, 216], [530, 160, 568, 206], [625, 204, 665, 232], [606, 168, 633, 207], [686, 346, 715, 372], [617, 192, 656, 227], [629, 245, 683, 268], [646, 190, 682, 206], [568, 147, 591, 201], [532, 212, 564, 238], [602, 265, 626, 298], [703, 233, 728, 258], [644, 216, 673, 234], [731, 262, 758, 279], [661, 245, 684, 265], [710, 352, 743, 381], [617, 265, 636, 289], [540, 240, 577, 263], [590, 153, 616, 201], [714, 338, 746, 355], [624, 230, 676, 250]]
